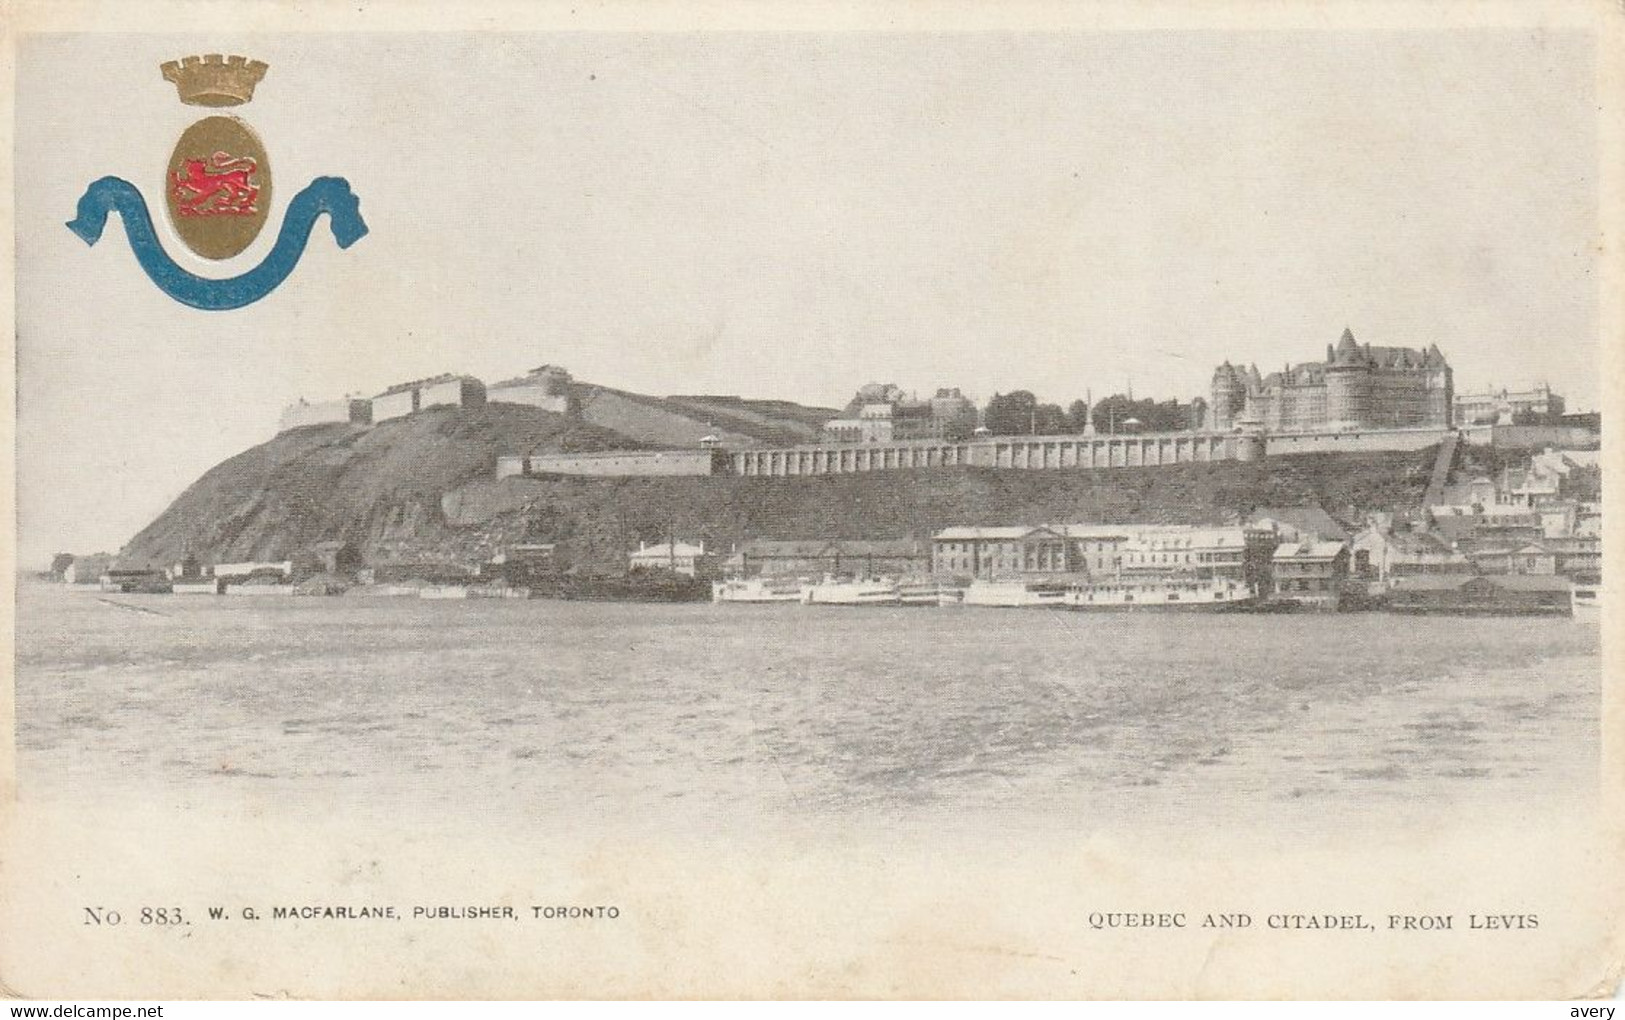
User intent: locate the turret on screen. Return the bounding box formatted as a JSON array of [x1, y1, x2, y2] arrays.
[[1210, 361, 1249, 430], [1331, 326, 1362, 364], [1324, 327, 1371, 429]]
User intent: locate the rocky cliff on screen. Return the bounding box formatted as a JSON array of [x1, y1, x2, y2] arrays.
[[119, 402, 1474, 573], [118, 404, 635, 568]]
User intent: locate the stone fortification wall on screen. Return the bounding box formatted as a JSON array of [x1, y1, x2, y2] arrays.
[[496, 449, 723, 479], [731, 432, 1243, 477], [495, 427, 1456, 481], [278, 398, 371, 433], [1264, 428, 1455, 455], [489, 382, 571, 414]]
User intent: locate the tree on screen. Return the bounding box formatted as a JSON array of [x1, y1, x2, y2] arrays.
[[1091, 394, 1197, 433], [940, 402, 979, 442], [1065, 400, 1092, 433], [1033, 403, 1069, 435], [1091, 394, 1142, 434], [983, 391, 1039, 435]]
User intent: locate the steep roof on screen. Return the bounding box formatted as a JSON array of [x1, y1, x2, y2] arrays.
[[1055, 524, 1135, 540], [631, 542, 708, 558], [1272, 540, 1347, 562], [735, 539, 836, 558], [1248, 505, 1349, 541], [1388, 531, 1458, 555], [933, 526, 1062, 541], [830, 539, 928, 556], [1129, 527, 1249, 550], [732, 539, 927, 558]]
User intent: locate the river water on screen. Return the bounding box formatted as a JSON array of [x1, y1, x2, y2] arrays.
[[13, 582, 1601, 836]]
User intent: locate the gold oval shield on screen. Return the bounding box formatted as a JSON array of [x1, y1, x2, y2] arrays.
[[165, 115, 272, 260]]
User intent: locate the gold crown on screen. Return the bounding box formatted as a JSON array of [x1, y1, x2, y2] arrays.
[[160, 54, 268, 107]]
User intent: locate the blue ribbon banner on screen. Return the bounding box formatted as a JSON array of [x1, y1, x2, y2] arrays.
[[66, 176, 369, 311]]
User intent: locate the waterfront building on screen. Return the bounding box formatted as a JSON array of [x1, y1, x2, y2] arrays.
[[1466, 543, 1558, 577], [1246, 506, 1349, 544], [1210, 328, 1452, 432], [1055, 525, 1133, 577], [1544, 536, 1602, 584], [1117, 527, 1251, 580], [1272, 539, 1350, 607], [1116, 525, 1279, 593], [99, 566, 171, 593], [722, 540, 841, 578], [63, 553, 114, 585], [210, 560, 293, 580], [1453, 384, 1565, 426], [373, 374, 487, 422], [824, 539, 931, 577], [1426, 505, 1544, 549], [931, 523, 1275, 588], [1386, 574, 1571, 616], [487, 365, 574, 414], [720, 538, 932, 579], [931, 527, 1070, 578], [1351, 527, 1471, 582], [628, 541, 716, 578]]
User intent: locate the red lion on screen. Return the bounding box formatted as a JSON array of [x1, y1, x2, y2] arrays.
[[171, 151, 260, 216]]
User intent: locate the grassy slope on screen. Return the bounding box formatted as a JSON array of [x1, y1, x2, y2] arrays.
[[445, 446, 1443, 572]]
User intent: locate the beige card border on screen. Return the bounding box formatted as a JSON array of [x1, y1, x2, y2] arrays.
[[1, 0, 1622, 999]]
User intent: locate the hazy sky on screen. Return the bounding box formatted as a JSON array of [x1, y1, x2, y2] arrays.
[[15, 29, 1600, 566]]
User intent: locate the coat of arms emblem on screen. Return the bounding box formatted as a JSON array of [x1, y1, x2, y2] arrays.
[[160, 55, 273, 260], [66, 54, 368, 310]]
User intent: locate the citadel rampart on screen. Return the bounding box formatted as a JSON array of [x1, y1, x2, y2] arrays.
[[730, 431, 1255, 476], [492, 425, 1525, 481], [497, 449, 727, 479]]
